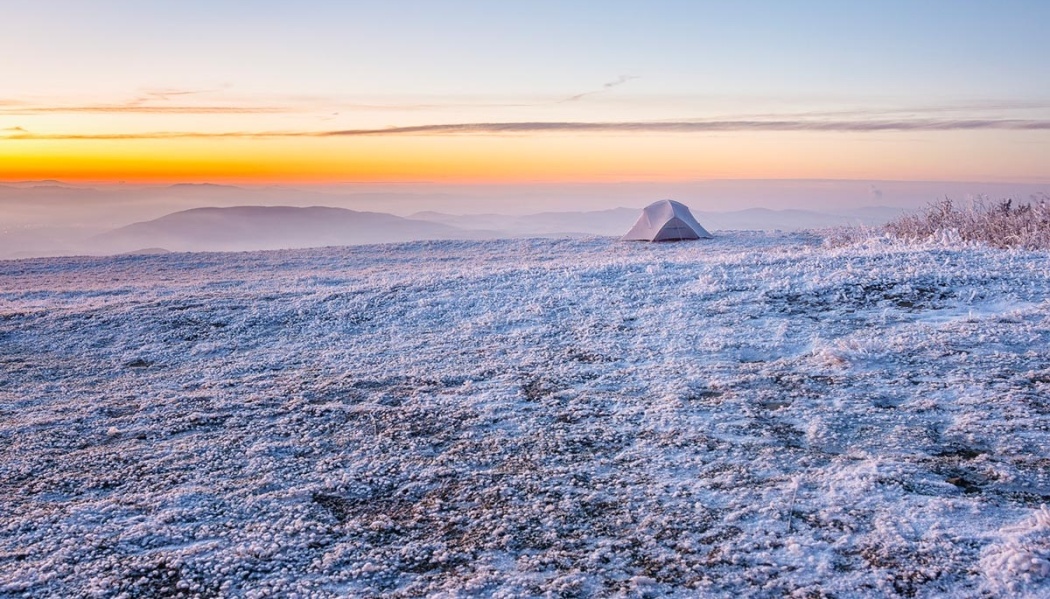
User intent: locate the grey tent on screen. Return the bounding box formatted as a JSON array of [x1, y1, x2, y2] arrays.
[[622, 199, 713, 241]]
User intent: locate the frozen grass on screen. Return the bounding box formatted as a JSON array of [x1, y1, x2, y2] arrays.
[[981, 506, 1050, 595], [3, 233, 1050, 597], [831, 196, 1050, 250]]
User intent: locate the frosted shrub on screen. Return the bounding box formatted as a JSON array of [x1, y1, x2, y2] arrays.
[[885, 196, 1050, 249]]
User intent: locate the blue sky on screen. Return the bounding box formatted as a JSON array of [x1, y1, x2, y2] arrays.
[[9, 0, 1047, 98]]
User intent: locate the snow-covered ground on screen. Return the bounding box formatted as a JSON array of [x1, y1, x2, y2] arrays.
[[3, 233, 1050, 597]]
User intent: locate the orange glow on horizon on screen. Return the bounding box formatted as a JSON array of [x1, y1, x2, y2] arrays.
[[3, 129, 1049, 185]]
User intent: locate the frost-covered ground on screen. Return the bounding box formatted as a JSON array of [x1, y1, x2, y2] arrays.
[[3, 233, 1050, 598]]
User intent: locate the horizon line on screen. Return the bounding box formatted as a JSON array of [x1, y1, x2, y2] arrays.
[[3, 177, 1050, 188]]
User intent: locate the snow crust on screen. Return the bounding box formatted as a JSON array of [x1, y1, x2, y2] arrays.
[[3, 232, 1050, 597]]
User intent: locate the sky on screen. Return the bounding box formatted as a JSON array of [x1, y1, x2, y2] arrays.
[[2, 0, 1050, 186]]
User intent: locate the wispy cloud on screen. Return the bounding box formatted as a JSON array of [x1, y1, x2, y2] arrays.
[[0, 97, 532, 115], [1, 85, 563, 117], [139, 87, 224, 100], [723, 100, 1050, 122], [561, 75, 640, 103], [1, 130, 261, 140], [7, 90, 1047, 120], [0, 87, 289, 115], [2, 104, 288, 115], [4, 118, 1050, 141], [321, 119, 1050, 135]]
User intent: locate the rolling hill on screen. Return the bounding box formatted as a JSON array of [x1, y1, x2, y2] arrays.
[[91, 205, 490, 253]]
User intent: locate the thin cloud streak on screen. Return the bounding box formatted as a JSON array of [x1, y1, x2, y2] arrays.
[[2, 104, 288, 115], [0, 87, 289, 115], [0, 100, 534, 115], [2, 131, 265, 140], [323, 119, 1050, 135], [140, 87, 227, 100], [561, 75, 640, 103], [10, 93, 1043, 118], [4, 118, 1050, 141], [725, 100, 1050, 122]]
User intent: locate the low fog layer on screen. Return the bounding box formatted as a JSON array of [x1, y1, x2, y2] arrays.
[[4, 203, 903, 259], [2, 179, 1047, 258]]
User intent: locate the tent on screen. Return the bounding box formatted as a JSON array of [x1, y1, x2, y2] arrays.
[[621, 199, 713, 241]]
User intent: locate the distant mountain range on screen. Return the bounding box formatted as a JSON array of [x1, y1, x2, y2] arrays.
[[92, 206, 493, 254], [410, 206, 908, 237], [79, 204, 908, 256], [4, 178, 1048, 258], [0, 198, 919, 256], [0, 202, 917, 258], [409, 208, 640, 237]]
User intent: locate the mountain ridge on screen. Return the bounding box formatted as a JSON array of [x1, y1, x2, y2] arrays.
[[92, 205, 493, 254], [5, 203, 911, 259]]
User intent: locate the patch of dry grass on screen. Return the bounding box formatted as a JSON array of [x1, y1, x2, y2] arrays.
[[882, 196, 1050, 249]]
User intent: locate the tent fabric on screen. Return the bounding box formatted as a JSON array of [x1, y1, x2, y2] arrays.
[[621, 200, 713, 242]]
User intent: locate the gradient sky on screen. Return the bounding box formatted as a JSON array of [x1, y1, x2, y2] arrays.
[[2, 0, 1050, 184]]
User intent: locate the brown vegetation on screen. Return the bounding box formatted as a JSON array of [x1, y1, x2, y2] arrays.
[[884, 196, 1050, 249]]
